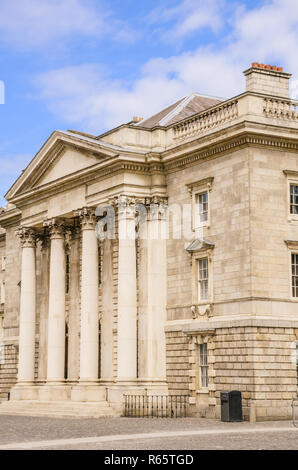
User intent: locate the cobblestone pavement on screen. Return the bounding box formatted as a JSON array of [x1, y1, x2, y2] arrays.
[[0, 415, 297, 450]]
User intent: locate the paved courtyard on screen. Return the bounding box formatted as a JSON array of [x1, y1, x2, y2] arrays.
[[0, 415, 297, 450]]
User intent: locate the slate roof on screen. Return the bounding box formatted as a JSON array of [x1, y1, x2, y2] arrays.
[[136, 93, 222, 129]]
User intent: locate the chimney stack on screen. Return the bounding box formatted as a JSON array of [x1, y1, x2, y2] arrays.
[[243, 63, 291, 98]]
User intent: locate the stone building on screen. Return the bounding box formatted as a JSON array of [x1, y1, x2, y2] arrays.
[[0, 63, 297, 420]]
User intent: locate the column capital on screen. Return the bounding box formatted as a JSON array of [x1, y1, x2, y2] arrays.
[[108, 195, 168, 220], [16, 227, 37, 248], [111, 195, 137, 219], [36, 232, 50, 251], [74, 207, 97, 230], [135, 197, 168, 224], [43, 218, 66, 239]]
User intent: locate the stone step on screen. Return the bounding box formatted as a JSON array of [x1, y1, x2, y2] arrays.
[[0, 400, 119, 418], [0, 401, 113, 409], [0, 410, 115, 415]]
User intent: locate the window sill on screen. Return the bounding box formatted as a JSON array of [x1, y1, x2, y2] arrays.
[[196, 389, 209, 394], [194, 223, 210, 231]]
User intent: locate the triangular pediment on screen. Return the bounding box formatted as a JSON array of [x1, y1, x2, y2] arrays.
[[36, 147, 100, 186], [185, 238, 215, 252], [5, 131, 119, 201]]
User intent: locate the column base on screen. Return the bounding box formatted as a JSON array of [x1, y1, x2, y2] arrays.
[[71, 382, 107, 402], [39, 383, 71, 401], [10, 383, 39, 401]]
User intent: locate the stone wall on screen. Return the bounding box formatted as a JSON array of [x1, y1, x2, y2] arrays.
[[2, 226, 21, 334], [250, 147, 298, 302], [0, 226, 20, 400], [165, 324, 298, 420], [165, 330, 190, 396], [166, 148, 251, 319], [213, 325, 297, 420], [0, 343, 18, 400]]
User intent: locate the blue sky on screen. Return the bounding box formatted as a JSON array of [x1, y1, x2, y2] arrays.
[[0, 0, 298, 205]]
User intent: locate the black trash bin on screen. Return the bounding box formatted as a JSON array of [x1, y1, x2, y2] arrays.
[[221, 391, 243, 422]]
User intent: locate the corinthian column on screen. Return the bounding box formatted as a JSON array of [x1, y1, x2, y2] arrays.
[[16, 227, 37, 385], [75, 207, 99, 383], [38, 235, 50, 382], [43, 218, 66, 384], [138, 200, 167, 384], [117, 196, 137, 380]]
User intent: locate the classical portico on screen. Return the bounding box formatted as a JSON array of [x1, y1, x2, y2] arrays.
[[11, 196, 168, 407]]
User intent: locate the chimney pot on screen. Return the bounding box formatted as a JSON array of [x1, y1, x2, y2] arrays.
[[244, 63, 291, 98]]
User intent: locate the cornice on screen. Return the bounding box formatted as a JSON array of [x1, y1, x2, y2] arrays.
[[11, 139, 116, 199], [186, 177, 214, 193], [0, 207, 22, 229], [5, 130, 133, 201], [164, 131, 298, 173], [5, 121, 298, 210], [283, 169, 298, 178], [284, 240, 298, 250], [8, 159, 151, 208], [20, 141, 65, 193]]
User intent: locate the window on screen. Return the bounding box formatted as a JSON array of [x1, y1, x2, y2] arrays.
[[1, 257, 5, 271], [292, 253, 298, 298], [283, 171, 298, 221], [290, 185, 298, 215], [195, 192, 208, 225], [199, 343, 208, 388], [198, 258, 208, 301], [186, 177, 214, 234]]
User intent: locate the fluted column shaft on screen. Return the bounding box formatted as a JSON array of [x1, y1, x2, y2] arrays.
[[117, 198, 137, 380], [138, 203, 167, 381], [76, 208, 99, 383], [16, 227, 37, 384], [44, 219, 66, 383], [38, 236, 50, 381]]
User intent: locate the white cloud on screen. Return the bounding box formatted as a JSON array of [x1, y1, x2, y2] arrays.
[[148, 0, 225, 40], [34, 64, 190, 132], [0, 0, 107, 48], [33, 0, 298, 133], [231, 0, 298, 71]]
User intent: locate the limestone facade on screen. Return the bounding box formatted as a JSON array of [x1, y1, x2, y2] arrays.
[[0, 63, 297, 419]]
